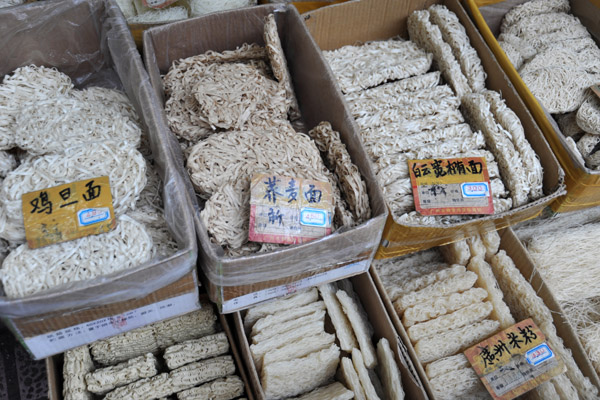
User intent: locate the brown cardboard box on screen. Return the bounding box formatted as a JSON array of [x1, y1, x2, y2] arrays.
[[465, 0, 600, 213], [45, 307, 255, 400], [0, 0, 199, 359], [371, 228, 600, 399], [143, 5, 388, 313], [233, 272, 428, 400], [304, 0, 566, 258]]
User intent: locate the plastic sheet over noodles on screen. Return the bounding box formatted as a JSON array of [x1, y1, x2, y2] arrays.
[[0, 0, 197, 318], [143, 5, 388, 289]]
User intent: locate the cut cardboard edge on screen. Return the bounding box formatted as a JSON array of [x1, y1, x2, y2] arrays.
[[233, 273, 428, 400], [370, 227, 600, 399]]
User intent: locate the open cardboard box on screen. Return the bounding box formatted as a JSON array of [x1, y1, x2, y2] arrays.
[[465, 0, 600, 213], [0, 0, 199, 359], [370, 227, 600, 399], [232, 272, 428, 400], [304, 0, 566, 258], [46, 302, 255, 400], [143, 4, 388, 313]]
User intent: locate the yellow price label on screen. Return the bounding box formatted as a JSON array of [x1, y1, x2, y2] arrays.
[[464, 319, 565, 400], [22, 176, 116, 249]]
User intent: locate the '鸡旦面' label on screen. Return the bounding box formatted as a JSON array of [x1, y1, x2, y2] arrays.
[[408, 157, 494, 215], [464, 319, 565, 400], [248, 174, 333, 245], [22, 176, 115, 249]]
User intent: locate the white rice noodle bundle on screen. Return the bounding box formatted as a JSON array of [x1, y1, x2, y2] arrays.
[[482, 90, 543, 200], [503, 12, 582, 39], [519, 47, 600, 78], [562, 298, 600, 375], [576, 134, 600, 161], [15, 95, 142, 155], [0, 141, 147, 242], [428, 5, 486, 92], [577, 93, 600, 135], [497, 33, 537, 61], [323, 39, 433, 94], [188, 0, 256, 18], [344, 72, 441, 104], [407, 10, 471, 99], [525, 24, 591, 52], [127, 6, 188, 24], [522, 66, 591, 114], [348, 84, 458, 118], [359, 110, 465, 145], [0, 215, 153, 298], [501, 0, 570, 32], [498, 40, 524, 70], [0, 65, 73, 150], [461, 93, 529, 207]]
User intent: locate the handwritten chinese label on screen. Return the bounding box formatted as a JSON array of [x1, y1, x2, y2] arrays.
[[464, 319, 565, 400], [22, 176, 115, 249], [248, 174, 333, 245], [408, 157, 494, 215]]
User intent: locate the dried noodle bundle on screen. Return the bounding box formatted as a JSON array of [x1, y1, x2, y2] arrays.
[[0, 65, 73, 150], [0, 215, 153, 298], [0, 141, 146, 242]]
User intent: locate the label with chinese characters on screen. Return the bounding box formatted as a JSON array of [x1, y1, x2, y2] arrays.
[[408, 157, 494, 215], [248, 174, 333, 244], [22, 176, 116, 249], [464, 319, 565, 400]]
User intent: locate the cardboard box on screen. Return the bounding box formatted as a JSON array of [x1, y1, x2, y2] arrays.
[[143, 5, 388, 313], [465, 0, 600, 212], [46, 306, 255, 400], [0, 0, 199, 359], [371, 228, 600, 399], [232, 272, 428, 400], [304, 0, 566, 258]]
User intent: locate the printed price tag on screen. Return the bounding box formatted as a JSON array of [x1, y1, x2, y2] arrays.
[[22, 176, 115, 249], [249, 174, 333, 244], [464, 319, 565, 400], [408, 157, 494, 215]]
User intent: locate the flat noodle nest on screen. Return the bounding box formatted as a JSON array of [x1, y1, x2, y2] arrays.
[[163, 17, 370, 255], [0, 141, 147, 242], [0, 215, 153, 299], [192, 63, 287, 130]]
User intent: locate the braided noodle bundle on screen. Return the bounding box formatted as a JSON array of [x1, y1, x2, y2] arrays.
[[0, 215, 153, 298], [0, 141, 146, 242]]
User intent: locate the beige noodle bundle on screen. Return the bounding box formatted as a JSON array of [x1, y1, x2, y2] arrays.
[[323, 39, 433, 94], [0, 65, 73, 150], [577, 93, 600, 135], [0, 215, 153, 298], [0, 141, 146, 242], [500, 0, 570, 32], [15, 94, 142, 155]]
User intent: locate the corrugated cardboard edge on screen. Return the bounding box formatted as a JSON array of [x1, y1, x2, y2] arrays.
[[232, 273, 429, 400], [465, 0, 600, 212], [370, 227, 600, 399], [45, 299, 255, 400], [304, 0, 566, 258], [142, 4, 388, 301]]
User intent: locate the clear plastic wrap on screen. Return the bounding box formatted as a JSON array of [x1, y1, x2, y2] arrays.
[[0, 0, 197, 319], [143, 5, 388, 303]]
